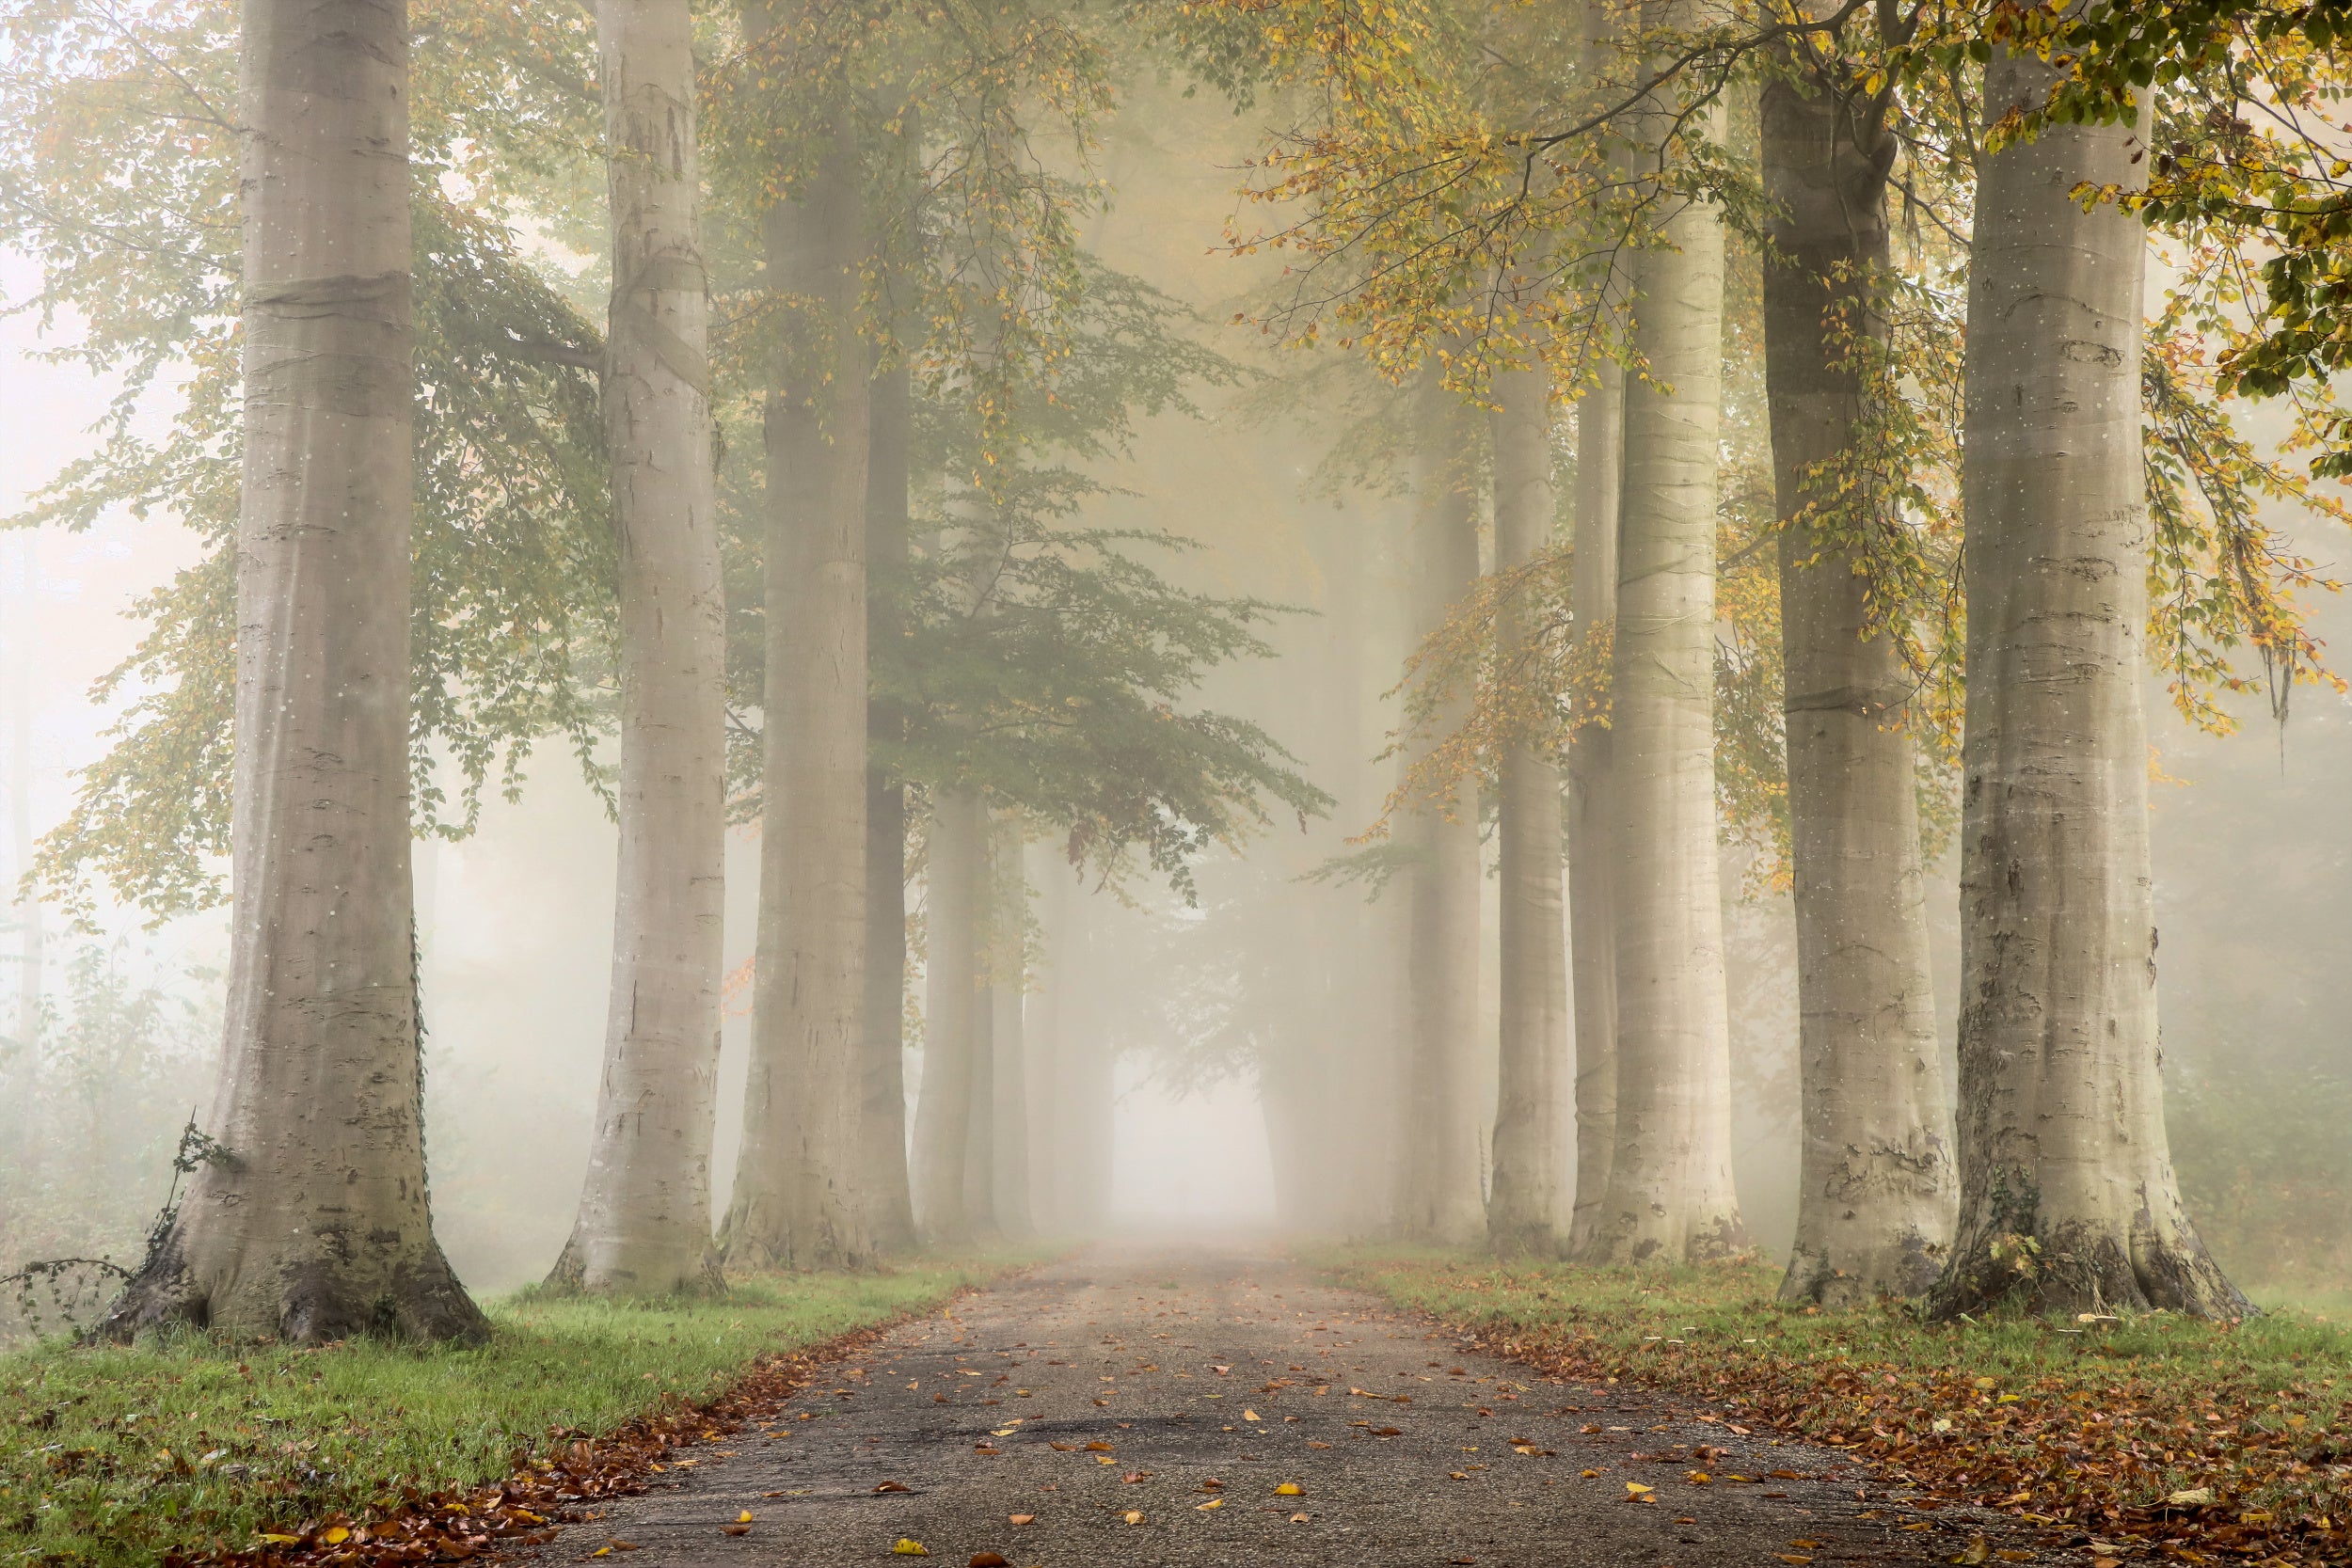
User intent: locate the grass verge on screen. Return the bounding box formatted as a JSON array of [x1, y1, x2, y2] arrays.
[[1, 1255, 1030, 1567], [1320, 1249, 2350, 1568]]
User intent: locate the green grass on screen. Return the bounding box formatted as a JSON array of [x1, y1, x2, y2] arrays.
[[1317, 1249, 2352, 1557], [0, 1257, 1025, 1567]]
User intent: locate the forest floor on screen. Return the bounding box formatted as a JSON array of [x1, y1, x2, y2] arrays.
[[0, 1256, 1022, 1568], [487, 1242, 2060, 1567], [1324, 1248, 2351, 1568]]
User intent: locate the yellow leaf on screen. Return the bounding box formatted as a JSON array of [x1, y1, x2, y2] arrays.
[[1196, 1498, 1223, 1511], [258, 1538, 301, 1548], [1242, 1409, 1261, 1422], [1275, 1482, 1302, 1496], [323, 1528, 351, 1545], [592, 1552, 612, 1560], [1290, 1512, 1311, 1523], [1123, 1511, 1145, 1525], [1581, 1469, 1600, 1478], [893, 1540, 930, 1556], [1624, 1481, 1654, 1496], [738, 1512, 754, 1524]]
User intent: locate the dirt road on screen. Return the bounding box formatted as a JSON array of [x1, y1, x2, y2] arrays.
[[524, 1244, 2042, 1566]]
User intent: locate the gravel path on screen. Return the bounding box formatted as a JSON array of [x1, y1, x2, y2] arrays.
[[520, 1243, 2047, 1567]]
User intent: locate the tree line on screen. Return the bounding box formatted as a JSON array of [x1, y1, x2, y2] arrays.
[[0, 0, 2341, 1339]]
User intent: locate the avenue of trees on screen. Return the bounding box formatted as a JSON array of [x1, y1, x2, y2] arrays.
[[0, 0, 2344, 1338]]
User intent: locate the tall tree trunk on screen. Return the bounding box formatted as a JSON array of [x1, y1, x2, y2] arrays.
[[1927, 55, 2243, 1321], [102, 0, 485, 1343], [723, 70, 874, 1268], [550, 0, 728, 1299], [987, 812, 1034, 1239], [1578, 41, 1749, 1263], [1565, 358, 1622, 1255], [1761, 62, 1955, 1307], [913, 788, 985, 1244], [963, 942, 1002, 1243], [1393, 380, 1486, 1245], [1565, 0, 1626, 1258], [861, 359, 918, 1255], [1487, 365, 1570, 1256], [1025, 840, 1070, 1232]]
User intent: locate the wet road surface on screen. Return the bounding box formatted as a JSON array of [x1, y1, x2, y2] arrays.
[[519, 1244, 2047, 1566]]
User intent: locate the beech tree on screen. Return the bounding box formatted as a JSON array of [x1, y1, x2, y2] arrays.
[[1758, 10, 1955, 1306], [550, 0, 730, 1299], [101, 0, 485, 1342], [1927, 45, 2245, 1321], [1391, 379, 1487, 1247], [1575, 0, 1747, 1264], [1486, 364, 1570, 1257], [720, 1, 876, 1270]]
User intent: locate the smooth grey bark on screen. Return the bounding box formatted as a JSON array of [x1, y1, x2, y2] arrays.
[[1578, 41, 1749, 1263], [986, 811, 1035, 1238], [1564, 0, 1626, 1258], [1487, 365, 1571, 1257], [1564, 357, 1622, 1256], [1927, 56, 2244, 1321], [551, 0, 727, 1299], [1392, 381, 1487, 1245], [102, 0, 484, 1343], [962, 942, 1002, 1243], [723, 72, 874, 1268], [861, 359, 919, 1255], [1024, 840, 1072, 1232], [913, 787, 985, 1245], [1760, 61, 1956, 1307]]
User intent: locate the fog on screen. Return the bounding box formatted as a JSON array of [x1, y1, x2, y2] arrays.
[[2, 71, 2345, 1321]]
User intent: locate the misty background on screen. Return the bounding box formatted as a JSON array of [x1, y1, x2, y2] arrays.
[[2, 76, 2344, 1304]]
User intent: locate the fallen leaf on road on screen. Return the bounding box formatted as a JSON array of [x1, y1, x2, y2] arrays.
[[1122, 1471, 1148, 1482], [1775, 1556, 1812, 1564], [1196, 1498, 1223, 1511], [1275, 1482, 1302, 1496], [1790, 1539, 1820, 1548], [1624, 1481, 1654, 1497], [1450, 1471, 1470, 1481], [1373, 1426, 1403, 1437], [1581, 1469, 1600, 1479], [892, 1541, 930, 1557], [738, 1513, 754, 1524], [1048, 1442, 1075, 1451], [874, 1481, 911, 1493], [1290, 1511, 1311, 1523], [1243, 1409, 1261, 1421], [1123, 1512, 1145, 1526], [969, 1554, 1009, 1567], [1084, 1442, 1115, 1452], [1952, 1537, 1990, 1565], [1307, 1440, 1331, 1449], [722, 1525, 751, 1537], [1096, 1455, 1115, 1465], [973, 1445, 999, 1454], [1009, 1513, 1035, 1526]]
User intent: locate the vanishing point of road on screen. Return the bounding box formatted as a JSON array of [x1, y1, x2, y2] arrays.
[[521, 1244, 2045, 1567]]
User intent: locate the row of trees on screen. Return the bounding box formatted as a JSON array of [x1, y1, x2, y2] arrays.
[[1, 0, 1330, 1338], [1209, 0, 2343, 1319], [2, 0, 2341, 1338]]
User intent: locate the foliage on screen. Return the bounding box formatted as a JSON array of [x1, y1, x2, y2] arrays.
[[1991, 0, 2352, 476], [0, 0, 617, 925], [0, 1259, 1022, 1567], [1325, 1248, 2352, 1568]]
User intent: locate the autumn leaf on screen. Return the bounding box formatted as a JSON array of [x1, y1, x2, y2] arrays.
[[969, 1554, 1009, 1567], [1242, 1408, 1261, 1421], [1196, 1497, 1224, 1511], [1275, 1481, 1303, 1496], [1123, 1511, 1145, 1525], [1009, 1513, 1035, 1526], [892, 1540, 930, 1556], [874, 1481, 912, 1493]]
